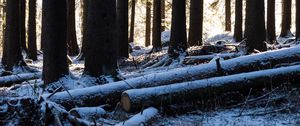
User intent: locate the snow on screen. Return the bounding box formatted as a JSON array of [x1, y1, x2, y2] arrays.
[[116, 107, 159, 126]]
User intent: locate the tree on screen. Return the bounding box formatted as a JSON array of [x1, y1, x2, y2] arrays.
[[117, 0, 129, 58], [2, 0, 26, 71], [28, 0, 37, 61], [20, 0, 27, 53], [280, 0, 292, 37], [161, 0, 165, 32], [67, 0, 80, 56], [151, 0, 162, 52], [84, 0, 117, 77], [225, 0, 231, 31], [168, 0, 187, 58], [233, 0, 243, 42], [129, 0, 136, 43], [267, 0, 276, 43], [245, 0, 267, 52], [145, 0, 151, 47], [296, 0, 300, 41], [188, 0, 203, 46], [77, 0, 88, 60], [42, 0, 69, 85]]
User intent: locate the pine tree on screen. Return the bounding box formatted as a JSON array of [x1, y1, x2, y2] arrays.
[[28, 0, 37, 61], [267, 0, 276, 43], [280, 0, 292, 37], [151, 0, 162, 52], [145, 0, 151, 47], [20, 0, 27, 53], [225, 0, 231, 31], [67, 0, 79, 56], [117, 0, 129, 58], [188, 0, 203, 46], [233, 0, 243, 42], [129, 0, 136, 43]]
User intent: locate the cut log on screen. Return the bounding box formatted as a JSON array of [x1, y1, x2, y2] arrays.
[[115, 107, 158, 126], [121, 65, 300, 112], [0, 72, 42, 87], [183, 52, 244, 65], [45, 47, 300, 109], [69, 106, 106, 120]]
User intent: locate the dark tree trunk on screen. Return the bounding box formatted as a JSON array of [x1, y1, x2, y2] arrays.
[[28, 0, 37, 61], [267, 0, 276, 43], [84, 0, 117, 77], [20, 0, 27, 53], [117, 0, 129, 58], [225, 0, 231, 31], [188, 0, 203, 46], [77, 0, 88, 61], [296, 0, 300, 41], [145, 0, 151, 47], [67, 0, 79, 56], [129, 0, 136, 43], [168, 0, 187, 58], [233, 0, 243, 42], [161, 0, 165, 32], [151, 0, 162, 52], [280, 0, 292, 37], [42, 0, 69, 85], [2, 0, 25, 71], [245, 0, 267, 52]]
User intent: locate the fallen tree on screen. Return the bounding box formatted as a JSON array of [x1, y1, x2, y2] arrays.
[[45, 47, 300, 109], [121, 65, 300, 112], [115, 107, 158, 126], [0, 72, 42, 87], [69, 106, 106, 120], [183, 52, 244, 65]]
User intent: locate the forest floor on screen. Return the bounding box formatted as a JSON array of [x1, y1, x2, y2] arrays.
[[2, 32, 300, 125]]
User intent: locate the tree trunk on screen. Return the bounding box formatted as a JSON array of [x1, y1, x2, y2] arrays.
[[145, 0, 151, 47], [225, 0, 231, 31], [28, 0, 37, 61], [42, 0, 69, 85], [20, 0, 27, 53], [115, 107, 158, 126], [45, 46, 300, 109], [161, 0, 165, 32], [0, 72, 41, 87], [245, 0, 267, 52], [117, 0, 129, 58], [233, 0, 243, 42], [280, 0, 292, 37], [168, 0, 187, 58], [188, 0, 203, 46], [151, 0, 162, 52], [84, 0, 117, 77], [267, 0, 276, 43], [67, 0, 79, 56], [129, 0, 136, 43], [2, 0, 26, 71], [77, 0, 88, 61], [296, 0, 300, 41], [121, 65, 300, 112]]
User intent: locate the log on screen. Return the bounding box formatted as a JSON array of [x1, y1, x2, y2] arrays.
[[121, 65, 300, 112], [0, 72, 42, 87], [45, 47, 300, 109], [115, 107, 158, 126], [183, 52, 244, 65], [69, 106, 106, 120]]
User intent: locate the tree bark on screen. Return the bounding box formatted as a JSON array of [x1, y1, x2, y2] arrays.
[[151, 0, 162, 52], [188, 0, 203, 46], [28, 0, 37, 61], [115, 107, 158, 126], [145, 0, 151, 47], [42, 0, 69, 85], [84, 0, 117, 77], [121, 65, 300, 112], [20, 0, 27, 53], [280, 0, 292, 37], [225, 0, 231, 31], [2, 0, 26, 71], [168, 0, 187, 58], [245, 0, 267, 52], [67, 0, 79, 56], [117, 0, 129, 58], [129, 0, 136, 43], [233, 0, 243, 42], [267, 0, 276, 43], [45, 47, 300, 109], [77, 0, 88, 61]]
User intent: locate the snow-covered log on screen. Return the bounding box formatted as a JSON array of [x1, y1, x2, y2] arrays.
[[45, 47, 300, 109], [121, 65, 300, 112], [183, 52, 244, 65], [115, 107, 158, 126], [69, 106, 106, 120], [0, 72, 42, 87]]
